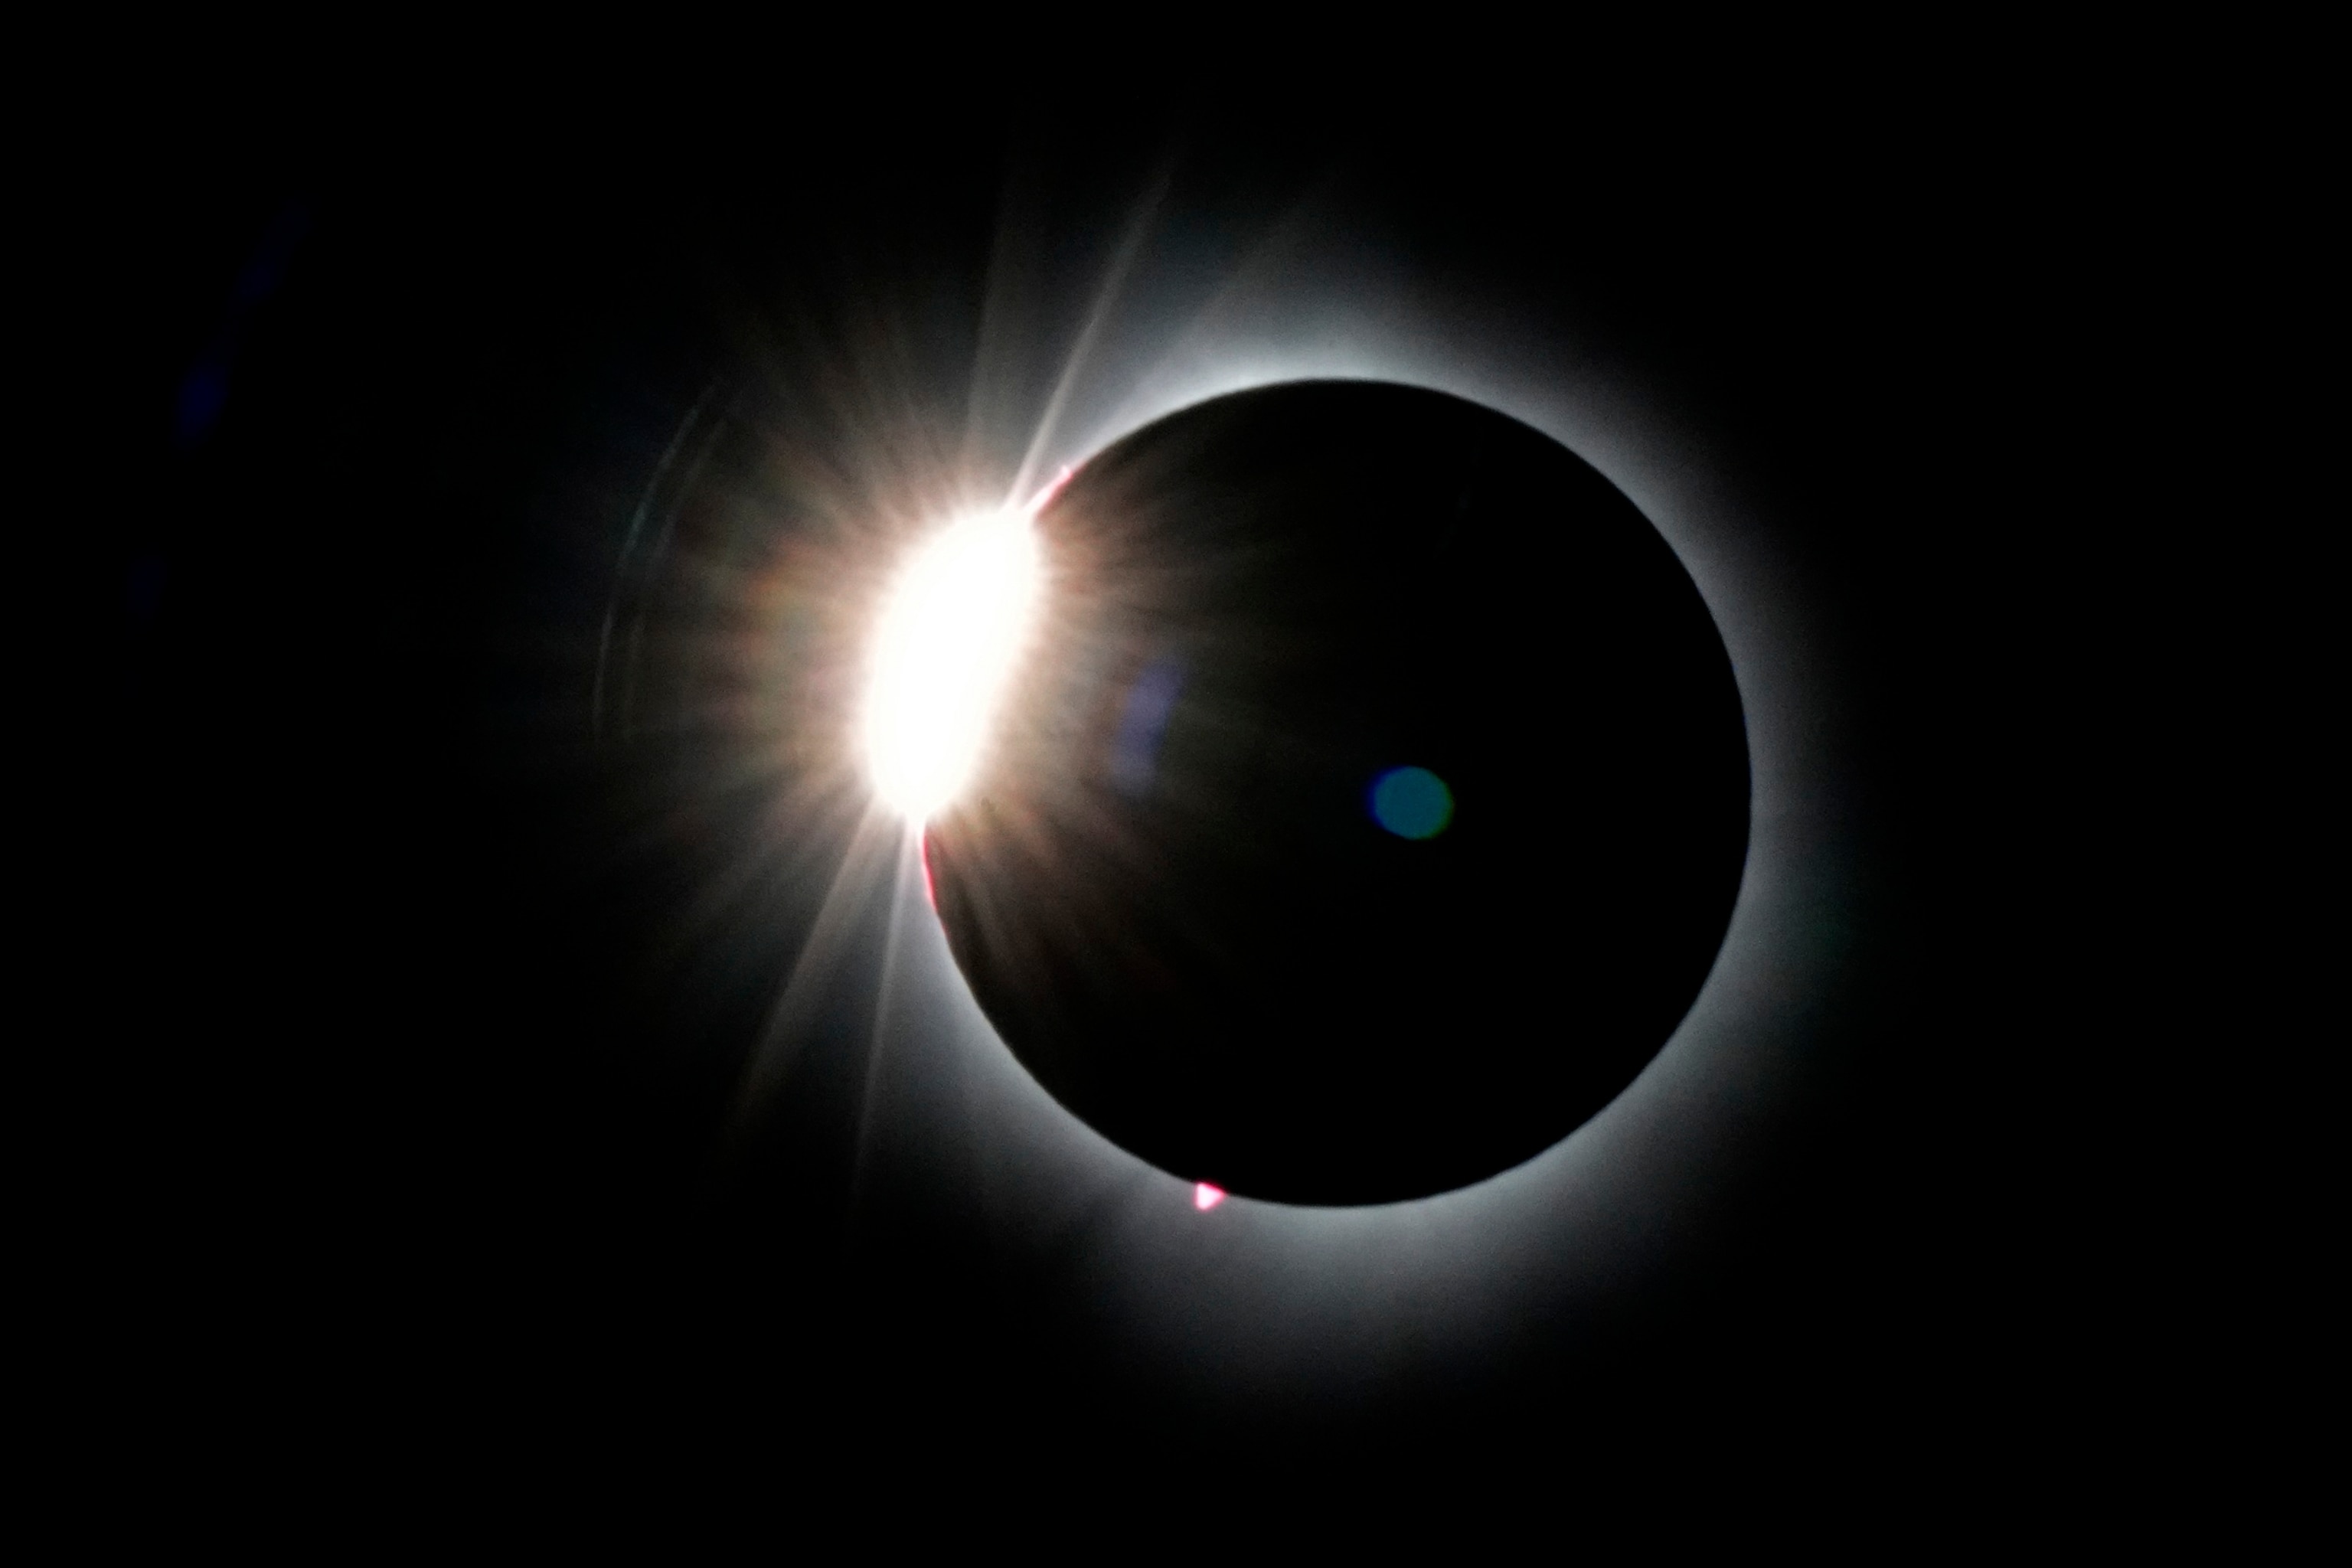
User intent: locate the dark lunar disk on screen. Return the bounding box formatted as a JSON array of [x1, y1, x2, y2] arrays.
[[925, 381, 1748, 1204]]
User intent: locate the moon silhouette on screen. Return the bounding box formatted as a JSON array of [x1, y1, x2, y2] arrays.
[[925, 381, 1751, 1204]]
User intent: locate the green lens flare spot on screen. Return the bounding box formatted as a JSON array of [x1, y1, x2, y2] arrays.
[[1370, 766, 1454, 839]]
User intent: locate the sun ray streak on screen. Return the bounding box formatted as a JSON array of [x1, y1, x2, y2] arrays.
[[720, 805, 904, 1148], [848, 825, 923, 1217], [1008, 162, 1174, 505]]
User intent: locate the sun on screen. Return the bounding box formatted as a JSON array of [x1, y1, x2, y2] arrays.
[[861, 507, 1044, 822]]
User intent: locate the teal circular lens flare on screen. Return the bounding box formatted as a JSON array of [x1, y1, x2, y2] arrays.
[[1370, 766, 1454, 839]]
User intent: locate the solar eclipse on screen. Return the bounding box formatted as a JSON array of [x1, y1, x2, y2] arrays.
[[125, 127, 1913, 1454]]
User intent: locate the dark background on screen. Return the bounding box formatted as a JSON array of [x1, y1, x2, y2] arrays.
[[71, 89, 2219, 1496]]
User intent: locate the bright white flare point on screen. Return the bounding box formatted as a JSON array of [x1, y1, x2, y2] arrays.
[[1194, 1183, 1226, 1210], [862, 508, 1043, 822]]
